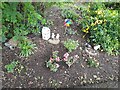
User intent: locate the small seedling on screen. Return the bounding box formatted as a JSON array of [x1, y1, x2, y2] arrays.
[[5, 60, 24, 74], [5, 61, 19, 73], [86, 58, 99, 67]]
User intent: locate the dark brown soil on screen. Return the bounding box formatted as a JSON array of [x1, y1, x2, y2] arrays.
[[2, 6, 119, 88]]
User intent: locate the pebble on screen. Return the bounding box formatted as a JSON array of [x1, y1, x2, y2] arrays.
[[96, 77, 101, 81], [93, 75, 97, 79], [79, 47, 82, 50], [64, 71, 67, 74], [80, 76, 83, 80], [59, 81, 62, 84]]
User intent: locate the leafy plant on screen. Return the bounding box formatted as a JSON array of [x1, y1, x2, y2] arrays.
[[63, 53, 79, 67], [61, 8, 79, 20], [64, 39, 79, 52], [80, 3, 119, 55], [46, 61, 59, 72], [2, 2, 46, 57], [5, 60, 19, 73], [86, 58, 99, 68], [46, 51, 60, 72], [49, 79, 60, 88], [19, 39, 37, 57], [66, 28, 77, 35]]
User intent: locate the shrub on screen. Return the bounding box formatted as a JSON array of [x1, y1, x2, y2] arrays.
[[1, 2, 46, 57], [61, 8, 79, 20], [64, 39, 79, 52], [80, 3, 119, 55]]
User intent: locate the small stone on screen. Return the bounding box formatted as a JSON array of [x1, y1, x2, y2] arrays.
[[96, 77, 101, 81], [59, 81, 62, 84], [81, 63, 85, 68], [28, 81, 33, 85], [80, 76, 83, 80], [94, 45, 100, 50], [64, 71, 67, 74], [93, 75, 97, 79], [80, 47, 82, 50], [82, 80, 87, 84]]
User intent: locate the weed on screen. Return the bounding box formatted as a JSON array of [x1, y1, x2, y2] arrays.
[[19, 39, 37, 57], [64, 39, 79, 52]]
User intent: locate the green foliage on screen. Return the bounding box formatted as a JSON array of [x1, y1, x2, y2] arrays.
[[86, 58, 99, 68], [80, 3, 119, 55], [64, 39, 79, 52], [5, 60, 19, 73], [61, 8, 79, 20], [2, 2, 46, 57], [19, 39, 37, 57], [5, 60, 24, 73], [52, 51, 59, 59], [46, 61, 59, 72], [46, 51, 60, 72], [67, 28, 77, 35]]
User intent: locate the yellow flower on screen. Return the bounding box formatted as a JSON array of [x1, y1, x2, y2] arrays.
[[96, 10, 103, 15]]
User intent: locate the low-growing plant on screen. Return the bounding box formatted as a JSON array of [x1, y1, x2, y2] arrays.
[[66, 28, 77, 35], [86, 58, 99, 68], [61, 8, 79, 20], [19, 39, 37, 57], [64, 39, 79, 52], [63, 53, 79, 67], [49, 79, 60, 88], [46, 61, 59, 72], [46, 51, 60, 72], [5, 60, 19, 73], [5, 60, 24, 74]]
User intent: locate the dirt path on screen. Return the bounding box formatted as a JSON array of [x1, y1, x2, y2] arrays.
[[2, 6, 119, 88]]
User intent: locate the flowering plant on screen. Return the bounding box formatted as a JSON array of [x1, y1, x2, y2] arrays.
[[63, 53, 79, 67], [46, 51, 60, 72]]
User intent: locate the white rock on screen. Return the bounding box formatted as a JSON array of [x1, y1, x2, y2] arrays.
[[94, 45, 100, 50]]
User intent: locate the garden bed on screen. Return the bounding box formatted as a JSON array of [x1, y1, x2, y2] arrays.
[[2, 3, 119, 88]]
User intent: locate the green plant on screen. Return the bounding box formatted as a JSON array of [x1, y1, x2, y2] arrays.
[[49, 79, 60, 88], [19, 39, 37, 57], [66, 28, 77, 35], [1, 2, 46, 54], [46, 51, 60, 72], [86, 58, 99, 68], [61, 8, 79, 20], [80, 3, 119, 55], [64, 39, 79, 52], [46, 61, 59, 72], [63, 53, 79, 67], [5, 60, 19, 73]]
